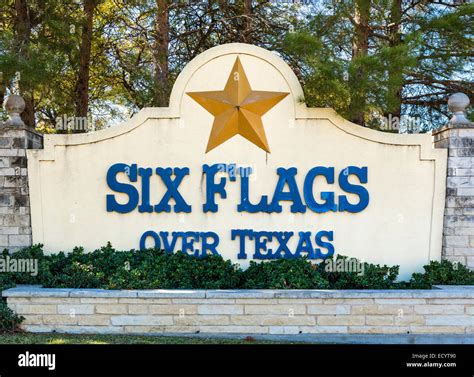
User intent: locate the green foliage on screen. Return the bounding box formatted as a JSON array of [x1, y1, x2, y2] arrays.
[[0, 300, 24, 333], [278, 1, 473, 130], [2, 243, 242, 290], [409, 260, 474, 289], [242, 258, 329, 289], [104, 248, 242, 290], [319, 255, 400, 289], [1, 245, 473, 293], [0, 257, 24, 333], [2, 1, 470, 130]]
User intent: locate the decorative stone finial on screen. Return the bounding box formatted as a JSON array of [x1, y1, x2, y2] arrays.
[[448, 93, 471, 125], [4, 94, 26, 127]]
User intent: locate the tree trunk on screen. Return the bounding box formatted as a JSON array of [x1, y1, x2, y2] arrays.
[[75, 0, 96, 119], [348, 0, 371, 126], [387, 0, 403, 121], [14, 0, 35, 127], [0, 81, 4, 109], [152, 0, 169, 107]]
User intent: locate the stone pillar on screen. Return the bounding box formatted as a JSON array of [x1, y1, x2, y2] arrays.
[[433, 93, 474, 268], [0, 95, 43, 251]]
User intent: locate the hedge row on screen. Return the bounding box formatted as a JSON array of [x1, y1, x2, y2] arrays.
[[1, 243, 474, 332], [2, 243, 474, 290]]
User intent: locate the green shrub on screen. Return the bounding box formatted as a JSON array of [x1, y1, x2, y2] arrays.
[[105, 249, 242, 289], [24, 244, 241, 289], [1, 245, 474, 292], [319, 255, 400, 289], [2, 245, 48, 285], [242, 258, 330, 289], [3, 245, 474, 332], [409, 260, 474, 289], [0, 265, 24, 333], [0, 273, 14, 292], [0, 300, 24, 333]]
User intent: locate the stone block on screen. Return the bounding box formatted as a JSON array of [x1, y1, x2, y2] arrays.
[[120, 298, 171, 304], [425, 315, 473, 326], [0, 168, 15, 176], [410, 326, 466, 334], [200, 326, 267, 334], [95, 304, 128, 314], [299, 326, 348, 334], [43, 315, 77, 325], [149, 304, 197, 315], [70, 289, 138, 298], [111, 315, 173, 326], [128, 305, 149, 315], [414, 305, 465, 314], [307, 305, 351, 315], [124, 326, 165, 333], [171, 299, 233, 304], [197, 305, 243, 315], [468, 257, 474, 267], [231, 315, 315, 326], [77, 315, 111, 326], [0, 149, 18, 156], [54, 326, 124, 334], [14, 304, 57, 315], [268, 326, 299, 335], [57, 304, 94, 315], [137, 290, 205, 299], [317, 315, 365, 326], [348, 326, 409, 334], [394, 315, 425, 326], [453, 247, 474, 256], [352, 305, 414, 315], [443, 236, 469, 247], [245, 304, 306, 315], [428, 299, 474, 304], [447, 157, 474, 169], [8, 234, 31, 246], [450, 148, 474, 157], [30, 298, 81, 304], [0, 227, 19, 235], [173, 315, 229, 326], [374, 299, 426, 305], [458, 188, 474, 196], [277, 299, 323, 304], [207, 290, 276, 299], [365, 316, 394, 326], [377, 305, 416, 315], [22, 315, 43, 325], [236, 299, 279, 304], [163, 326, 200, 333], [81, 298, 119, 304], [343, 299, 374, 305], [21, 325, 54, 333], [3, 214, 30, 227]]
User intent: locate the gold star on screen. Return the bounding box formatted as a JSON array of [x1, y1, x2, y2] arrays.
[[186, 57, 289, 153]]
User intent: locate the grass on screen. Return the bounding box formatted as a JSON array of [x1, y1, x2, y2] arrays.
[[0, 332, 281, 345]]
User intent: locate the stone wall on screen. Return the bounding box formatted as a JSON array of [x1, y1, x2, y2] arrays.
[[0, 125, 42, 251], [433, 94, 474, 269], [4, 287, 474, 335]]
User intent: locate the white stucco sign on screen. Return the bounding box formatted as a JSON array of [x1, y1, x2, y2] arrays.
[[27, 44, 447, 278]]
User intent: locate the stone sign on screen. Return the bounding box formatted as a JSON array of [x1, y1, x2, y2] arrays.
[[24, 44, 448, 279]]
